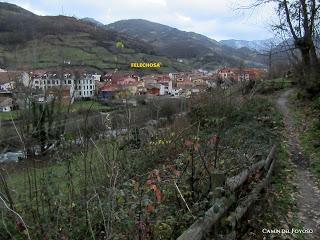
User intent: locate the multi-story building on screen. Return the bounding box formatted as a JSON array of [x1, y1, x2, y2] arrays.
[[31, 72, 96, 99], [73, 75, 95, 98], [217, 67, 264, 82]]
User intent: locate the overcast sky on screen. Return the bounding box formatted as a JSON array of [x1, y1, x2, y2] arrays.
[[3, 0, 277, 41]]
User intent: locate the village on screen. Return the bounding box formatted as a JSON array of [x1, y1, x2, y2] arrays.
[[1, 0, 320, 238], [0, 67, 266, 113]]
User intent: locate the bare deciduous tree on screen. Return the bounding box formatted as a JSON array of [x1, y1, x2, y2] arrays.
[[245, 0, 320, 95]]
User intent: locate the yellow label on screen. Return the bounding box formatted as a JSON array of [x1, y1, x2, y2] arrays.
[[130, 63, 161, 68]]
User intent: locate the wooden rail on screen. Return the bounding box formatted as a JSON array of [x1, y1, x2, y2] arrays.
[[177, 145, 277, 240], [177, 197, 234, 240], [227, 155, 276, 228]]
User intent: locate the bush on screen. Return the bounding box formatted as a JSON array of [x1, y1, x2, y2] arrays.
[[312, 97, 320, 110], [0, 90, 281, 239], [188, 90, 237, 130]]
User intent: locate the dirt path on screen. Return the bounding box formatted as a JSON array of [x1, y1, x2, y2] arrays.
[[277, 89, 320, 239]]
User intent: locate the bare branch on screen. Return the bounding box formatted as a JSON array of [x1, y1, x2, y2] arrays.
[[0, 195, 31, 240]]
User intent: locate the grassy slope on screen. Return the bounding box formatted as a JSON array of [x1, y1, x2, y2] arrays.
[[0, 101, 110, 120], [71, 101, 111, 112], [256, 78, 294, 94], [0, 110, 20, 120], [0, 3, 192, 73], [1, 33, 191, 73]]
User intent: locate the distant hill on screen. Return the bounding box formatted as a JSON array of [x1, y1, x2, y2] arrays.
[[107, 19, 222, 58], [220, 39, 276, 52], [106, 19, 266, 69], [81, 18, 104, 27], [0, 3, 269, 72], [0, 3, 191, 73]]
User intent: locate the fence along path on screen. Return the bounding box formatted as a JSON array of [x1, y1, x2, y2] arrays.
[[177, 145, 277, 240]]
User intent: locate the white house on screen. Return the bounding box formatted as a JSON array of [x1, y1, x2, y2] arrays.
[[170, 88, 182, 96], [206, 80, 217, 88], [169, 73, 180, 81], [92, 74, 101, 82], [20, 72, 31, 87], [73, 75, 96, 98], [159, 81, 173, 95]]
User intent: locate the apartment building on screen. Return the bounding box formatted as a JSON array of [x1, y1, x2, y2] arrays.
[[31, 72, 95, 99]]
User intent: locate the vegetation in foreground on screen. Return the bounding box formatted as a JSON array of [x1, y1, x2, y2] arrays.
[[0, 101, 112, 121], [255, 78, 294, 95], [290, 90, 320, 186], [240, 131, 304, 240], [0, 88, 285, 239]]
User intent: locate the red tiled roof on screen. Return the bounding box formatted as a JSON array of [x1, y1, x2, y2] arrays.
[[118, 77, 137, 86], [156, 75, 171, 82], [100, 84, 118, 92], [145, 83, 161, 90], [111, 72, 126, 84], [95, 81, 106, 88]]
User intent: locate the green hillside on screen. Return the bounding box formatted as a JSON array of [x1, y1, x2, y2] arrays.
[[0, 3, 191, 73]]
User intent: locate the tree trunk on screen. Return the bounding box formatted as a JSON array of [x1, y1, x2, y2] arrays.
[[295, 38, 319, 95]]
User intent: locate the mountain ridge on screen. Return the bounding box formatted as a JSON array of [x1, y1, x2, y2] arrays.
[[106, 19, 266, 69], [0, 3, 267, 71], [220, 38, 276, 52], [107, 19, 221, 58], [0, 2, 192, 73]]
